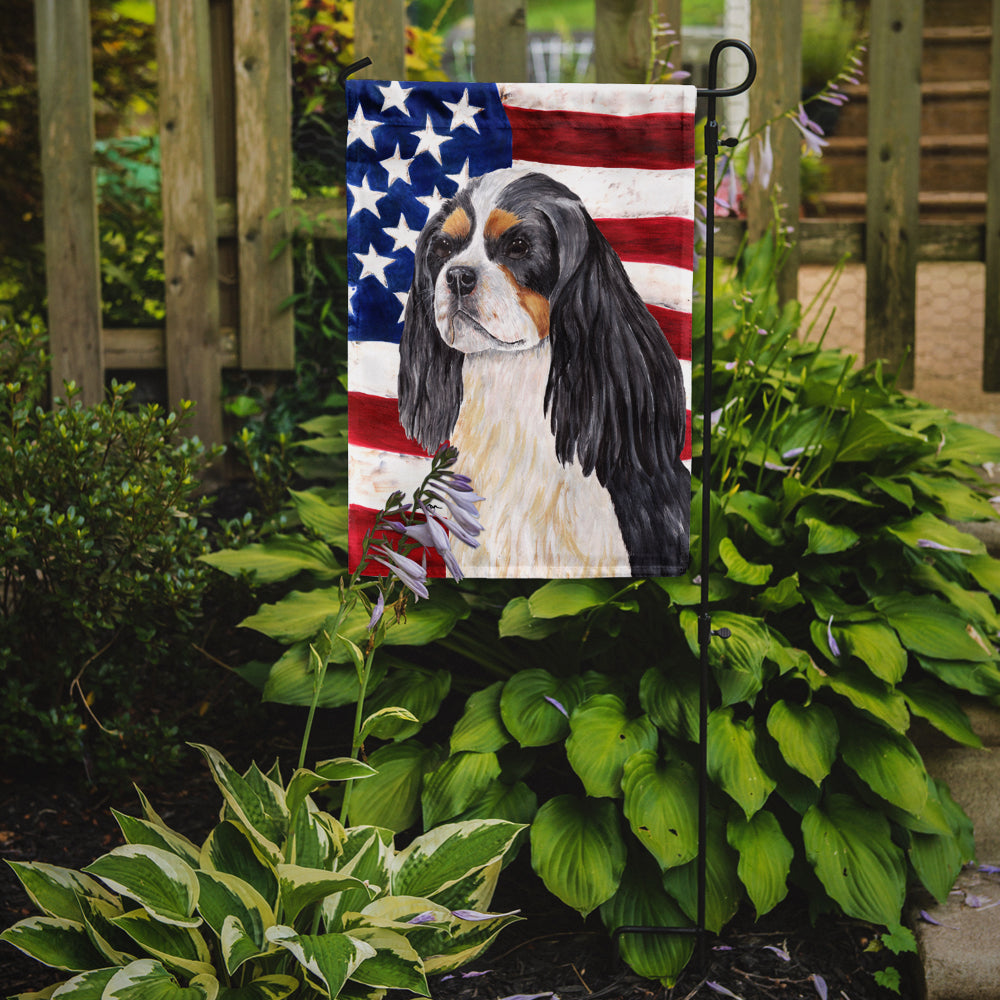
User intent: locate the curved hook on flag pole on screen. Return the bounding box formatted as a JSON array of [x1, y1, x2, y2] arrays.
[[337, 57, 373, 90]]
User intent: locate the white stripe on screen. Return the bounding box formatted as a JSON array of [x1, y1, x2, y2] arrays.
[[349, 340, 401, 398], [349, 444, 433, 510], [509, 162, 694, 221], [499, 82, 697, 118], [622, 261, 693, 313]]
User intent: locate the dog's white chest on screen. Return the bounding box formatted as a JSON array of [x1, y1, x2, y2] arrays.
[[449, 344, 630, 577]]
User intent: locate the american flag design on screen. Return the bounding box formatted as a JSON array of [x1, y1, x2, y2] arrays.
[[347, 80, 695, 578]]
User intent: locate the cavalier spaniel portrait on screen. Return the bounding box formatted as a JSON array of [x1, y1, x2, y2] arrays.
[[398, 167, 690, 578]]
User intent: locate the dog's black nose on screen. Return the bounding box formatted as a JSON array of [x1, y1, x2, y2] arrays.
[[446, 265, 477, 298]]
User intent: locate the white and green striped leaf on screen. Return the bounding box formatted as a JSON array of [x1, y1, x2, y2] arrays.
[[112, 812, 201, 868], [102, 959, 218, 1000], [345, 926, 428, 994], [5, 862, 118, 922], [0, 916, 106, 971], [277, 864, 375, 925], [199, 822, 278, 909], [47, 967, 118, 998], [215, 974, 299, 1000], [285, 760, 374, 823], [110, 909, 214, 978], [264, 926, 375, 997], [195, 870, 273, 971]]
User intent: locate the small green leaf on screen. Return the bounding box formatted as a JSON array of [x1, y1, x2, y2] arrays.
[[526, 579, 618, 618], [707, 708, 776, 818], [639, 664, 699, 743], [765, 700, 838, 786], [727, 811, 793, 917], [450, 682, 511, 754], [719, 537, 773, 585], [803, 517, 859, 556], [497, 597, 565, 639]]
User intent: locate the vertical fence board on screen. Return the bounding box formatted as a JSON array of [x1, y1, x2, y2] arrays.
[[747, 0, 801, 304], [354, 0, 406, 79], [34, 0, 103, 405], [157, 0, 223, 444], [983, 0, 1000, 390], [233, 0, 294, 369], [474, 0, 527, 81], [594, 0, 653, 83], [864, 0, 923, 389]]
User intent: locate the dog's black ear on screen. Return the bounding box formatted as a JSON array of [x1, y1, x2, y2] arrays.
[[545, 210, 687, 484], [397, 222, 464, 453]]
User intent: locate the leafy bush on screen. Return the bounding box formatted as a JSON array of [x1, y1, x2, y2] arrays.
[[209, 234, 1000, 985], [0, 317, 219, 783], [1, 743, 524, 998]]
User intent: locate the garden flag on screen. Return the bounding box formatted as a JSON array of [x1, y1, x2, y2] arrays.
[[347, 81, 695, 578]]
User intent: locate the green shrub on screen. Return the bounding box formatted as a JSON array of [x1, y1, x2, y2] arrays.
[[0, 317, 220, 783]]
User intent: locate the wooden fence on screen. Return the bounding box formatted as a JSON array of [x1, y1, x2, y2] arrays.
[[33, 0, 1000, 445]]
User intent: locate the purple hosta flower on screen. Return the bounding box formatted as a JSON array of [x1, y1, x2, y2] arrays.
[[544, 695, 569, 718], [917, 538, 973, 555], [497, 994, 558, 1000], [812, 974, 828, 1000], [423, 476, 484, 544], [367, 590, 385, 631], [763, 944, 791, 962], [388, 503, 465, 581], [706, 982, 742, 999], [827, 616, 842, 657], [791, 104, 829, 157], [451, 908, 521, 921], [441, 970, 493, 981], [979, 864, 1000, 874], [407, 911, 438, 925], [919, 909, 958, 929], [747, 124, 774, 191], [369, 544, 429, 600]]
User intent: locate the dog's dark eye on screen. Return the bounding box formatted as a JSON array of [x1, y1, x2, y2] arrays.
[[506, 237, 530, 260], [429, 235, 453, 260]]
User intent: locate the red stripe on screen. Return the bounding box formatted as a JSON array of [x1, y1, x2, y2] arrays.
[[349, 505, 448, 577], [646, 304, 692, 363], [506, 106, 694, 171], [594, 216, 694, 270], [681, 410, 692, 462], [348, 392, 431, 457]]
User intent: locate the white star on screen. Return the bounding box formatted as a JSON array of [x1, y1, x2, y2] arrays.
[[443, 89, 483, 133], [355, 244, 396, 286], [395, 290, 409, 313], [347, 175, 386, 218], [446, 158, 472, 191], [348, 283, 357, 316], [416, 185, 448, 219], [384, 214, 420, 254], [410, 115, 452, 164], [378, 80, 411, 114], [347, 104, 379, 149], [380, 144, 414, 187]]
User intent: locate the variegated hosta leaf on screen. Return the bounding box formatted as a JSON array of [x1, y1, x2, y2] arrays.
[[706, 707, 776, 819], [200, 822, 278, 910], [288, 801, 344, 870], [727, 810, 793, 917], [450, 681, 511, 754], [391, 820, 524, 901], [112, 810, 202, 868], [345, 926, 429, 995], [802, 793, 906, 926], [421, 751, 502, 829], [422, 907, 522, 975], [195, 871, 274, 974], [276, 864, 375, 925], [0, 916, 107, 971], [621, 751, 699, 871], [77, 894, 136, 966], [529, 795, 626, 917], [265, 925, 375, 998], [83, 846, 200, 928], [4, 861, 118, 922], [110, 907, 213, 978], [45, 966, 118, 997], [765, 700, 838, 786], [599, 853, 694, 987], [285, 760, 375, 823], [102, 958, 218, 999], [323, 829, 393, 931], [565, 695, 658, 799], [423, 859, 501, 916], [214, 974, 299, 1000]]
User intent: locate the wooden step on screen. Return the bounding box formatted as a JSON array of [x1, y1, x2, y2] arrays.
[[813, 190, 987, 222], [922, 25, 993, 83], [922, 0, 992, 28]]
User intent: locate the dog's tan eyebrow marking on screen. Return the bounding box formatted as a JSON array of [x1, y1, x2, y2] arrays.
[[440, 206, 472, 240], [485, 208, 521, 241]]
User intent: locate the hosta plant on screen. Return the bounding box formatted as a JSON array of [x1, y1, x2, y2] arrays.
[[1, 744, 523, 999]]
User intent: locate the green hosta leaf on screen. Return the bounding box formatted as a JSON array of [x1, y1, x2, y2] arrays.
[[497, 596, 565, 639], [566, 695, 658, 798], [277, 865, 374, 925], [530, 795, 626, 917], [935, 421, 1000, 464], [755, 573, 805, 614], [424, 906, 522, 975], [909, 819, 966, 906], [499, 670, 584, 747], [288, 489, 349, 545], [835, 410, 927, 463], [874, 594, 995, 662], [906, 472, 998, 521], [718, 537, 772, 585], [916, 655, 1000, 697], [910, 562, 1000, 633], [724, 490, 784, 545], [346, 926, 428, 994], [680, 610, 770, 706], [200, 535, 342, 584], [362, 667, 451, 740], [967, 553, 1000, 597], [808, 661, 910, 732], [200, 822, 278, 910], [112, 812, 201, 868], [216, 975, 299, 1000], [803, 517, 859, 556], [421, 751, 502, 828], [526, 579, 618, 617], [707, 708, 776, 818], [285, 759, 376, 821], [727, 811, 793, 917], [835, 621, 907, 684], [886, 512, 985, 557], [865, 474, 914, 509], [450, 682, 511, 754], [621, 751, 699, 870], [765, 701, 838, 786], [639, 663, 699, 742], [347, 740, 441, 832], [195, 871, 273, 974], [265, 926, 375, 997], [393, 820, 524, 900], [83, 846, 200, 928], [839, 719, 929, 816], [111, 908, 214, 978], [802, 794, 906, 926], [453, 779, 538, 827], [4, 862, 118, 923], [0, 916, 107, 971], [599, 853, 694, 987], [360, 706, 421, 742], [103, 959, 218, 999], [261, 643, 387, 709], [901, 680, 982, 748], [661, 810, 741, 933]]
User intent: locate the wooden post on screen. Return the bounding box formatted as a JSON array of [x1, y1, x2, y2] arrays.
[[864, 0, 923, 390], [594, 0, 655, 84], [34, 0, 104, 405], [474, 0, 527, 82], [233, 0, 294, 369], [354, 0, 406, 80], [157, 0, 223, 445], [983, 0, 1000, 390], [746, 0, 801, 305]]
